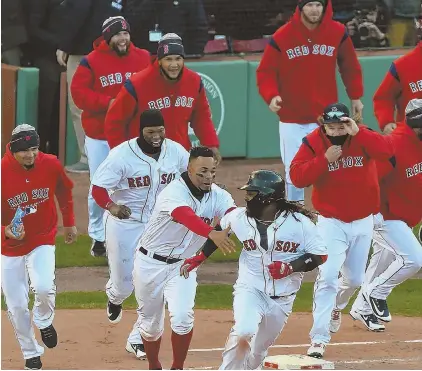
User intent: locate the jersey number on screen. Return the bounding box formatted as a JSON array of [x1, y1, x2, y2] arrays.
[[243, 239, 257, 251]]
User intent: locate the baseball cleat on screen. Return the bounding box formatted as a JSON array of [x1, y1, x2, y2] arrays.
[[329, 309, 341, 333], [307, 343, 326, 358], [24, 356, 42, 370], [91, 240, 107, 257], [40, 325, 57, 348], [125, 341, 147, 359], [349, 310, 385, 332], [107, 301, 122, 323], [363, 293, 391, 322]]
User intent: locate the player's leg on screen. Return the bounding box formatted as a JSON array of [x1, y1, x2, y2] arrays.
[[309, 216, 348, 357], [26, 244, 58, 349], [134, 253, 167, 369], [84, 135, 110, 256], [1, 254, 44, 368], [364, 220, 422, 321], [220, 284, 264, 370], [164, 265, 199, 370], [247, 294, 296, 369]]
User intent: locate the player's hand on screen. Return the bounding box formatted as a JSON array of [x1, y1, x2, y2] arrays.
[[180, 252, 207, 279], [56, 49, 68, 67], [210, 147, 222, 166], [383, 123, 397, 135], [351, 99, 364, 120], [208, 226, 236, 255], [325, 145, 342, 163], [108, 203, 132, 219], [269, 96, 282, 113], [340, 117, 359, 136], [64, 226, 78, 244], [268, 261, 294, 279], [4, 224, 25, 240]]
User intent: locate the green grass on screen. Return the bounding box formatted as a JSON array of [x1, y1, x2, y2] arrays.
[[3, 280, 421, 315]]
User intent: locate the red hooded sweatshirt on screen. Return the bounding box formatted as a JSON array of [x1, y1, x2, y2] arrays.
[[256, 0, 363, 124], [373, 42, 422, 131], [376, 123, 422, 227], [71, 38, 150, 140], [104, 61, 219, 150], [1, 147, 75, 257], [290, 126, 393, 222]]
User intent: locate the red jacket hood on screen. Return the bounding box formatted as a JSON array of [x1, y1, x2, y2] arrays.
[[292, 0, 334, 33], [3, 144, 46, 172], [92, 37, 137, 54], [394, 121, 421, 143]]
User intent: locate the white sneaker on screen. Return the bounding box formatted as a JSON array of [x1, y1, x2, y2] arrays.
[[307, 343, 326, 358], [125, 341, 147, 360], [350, 310, 386, 332], [329, 309, 341, 333]]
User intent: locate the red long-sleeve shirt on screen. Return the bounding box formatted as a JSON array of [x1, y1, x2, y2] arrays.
[[104, 61, 219, 150], [1, 146, 75, 256], [70, 38, 150, 140], [376, 123, 422, 227], [256, 0, 363, 124], [373, 42, 422, 131], [290, 126, 393, 222]]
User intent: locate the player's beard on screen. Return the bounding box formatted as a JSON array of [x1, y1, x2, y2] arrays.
[[112, 43, 129, 56], [246, 197, 264, 219], [136, 135, 162, 155], [160, 66, 183, 81]]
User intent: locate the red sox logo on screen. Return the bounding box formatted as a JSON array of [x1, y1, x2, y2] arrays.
[[163, 44, 169, 54], [121, 20, 127, 30]]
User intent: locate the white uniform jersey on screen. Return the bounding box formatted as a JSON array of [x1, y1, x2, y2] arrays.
[[91, 138, 189, 223], [220, 208, 327, 297], [138, 178, 236, 259]]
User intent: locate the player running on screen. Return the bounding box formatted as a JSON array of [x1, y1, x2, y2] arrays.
[[290, 103, 393, 358], [181, 170, 327, 370], [91, 109, 189, 359]]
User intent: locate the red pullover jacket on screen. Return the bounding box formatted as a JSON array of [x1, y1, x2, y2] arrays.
[[376, 123, 422, 227], [256, 0, 363, 124], [290, 126, 393, 222], [1, 147, 75, 257], [71, 38, 150, 140], [104, 61, 219, 150], [373, 42, 422, 131]]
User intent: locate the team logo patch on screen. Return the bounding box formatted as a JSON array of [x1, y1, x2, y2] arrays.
[[121, 20, 127, 29], [163, 44, 169, 54]]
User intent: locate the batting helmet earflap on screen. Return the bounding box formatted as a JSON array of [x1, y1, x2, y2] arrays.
[[239, 170, 285, 202]]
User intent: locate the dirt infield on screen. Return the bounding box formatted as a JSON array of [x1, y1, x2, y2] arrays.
[[2, 310, 422, 370]]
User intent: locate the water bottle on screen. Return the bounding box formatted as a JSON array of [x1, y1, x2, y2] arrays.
[[10, 207, 26, 238]]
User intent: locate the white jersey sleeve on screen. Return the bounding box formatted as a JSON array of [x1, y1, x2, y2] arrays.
[[212, 185, 236, 220], [170, 140, 189, 173], [301, 216, 327, 256], [91, 148, 125, 189]]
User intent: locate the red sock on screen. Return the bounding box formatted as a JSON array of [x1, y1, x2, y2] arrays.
[[171, 329, 193, 370], [141, 336, 162, 370]]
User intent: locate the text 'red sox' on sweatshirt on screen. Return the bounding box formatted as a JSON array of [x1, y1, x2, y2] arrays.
[[71, 38, 150, 140], [256, 0, 363, 124], [290, 126, 393, 222], [373, 42, 422, 130], [376, 123, 422, 227], [1, 146, 75, 257], [104, 61, 219, 150]]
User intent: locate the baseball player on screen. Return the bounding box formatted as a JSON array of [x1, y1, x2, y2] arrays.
[[91, 109, 189, 359], [289, 103, 393, 358], [132, 146, 236, 370], [104, 33, 221, 163], [1, 124, 77, 370], [70, 16, 150, 257], [350, 99, 422, 330], [256, 0, 363, 205], [181, 170, 327, 370], [373, 22, 422, 134]]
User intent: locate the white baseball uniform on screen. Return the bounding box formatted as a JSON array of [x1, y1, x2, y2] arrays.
[[91, 138, 189, 344], [217, 208, 327, 370], [279, 122, 319, 202], [133, 179, 236, 341], [310, 214, 374, 344], [351, 213, 422, 316]]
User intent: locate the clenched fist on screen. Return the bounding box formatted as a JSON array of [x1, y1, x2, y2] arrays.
[[383, 123, 397, 135], [269, 96, 282, 113], [268, 261, 294, 279], [108, 203, 132, 219], [325, 145, 342, 163], [180, 252, 207, 278]]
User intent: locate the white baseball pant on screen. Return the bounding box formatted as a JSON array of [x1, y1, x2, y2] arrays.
[[310, 214, 373, 344], [85, 135, 110, 242], [133, 253, 198, 342], [220, 283, 296, 370], [352, 214, 422, 314], [105, 214, 146, 344], [279, 122, 319, 202], [1, 245, 56, 359]]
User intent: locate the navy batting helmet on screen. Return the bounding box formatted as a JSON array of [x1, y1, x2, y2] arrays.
[[239, 170, 285, 203]]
